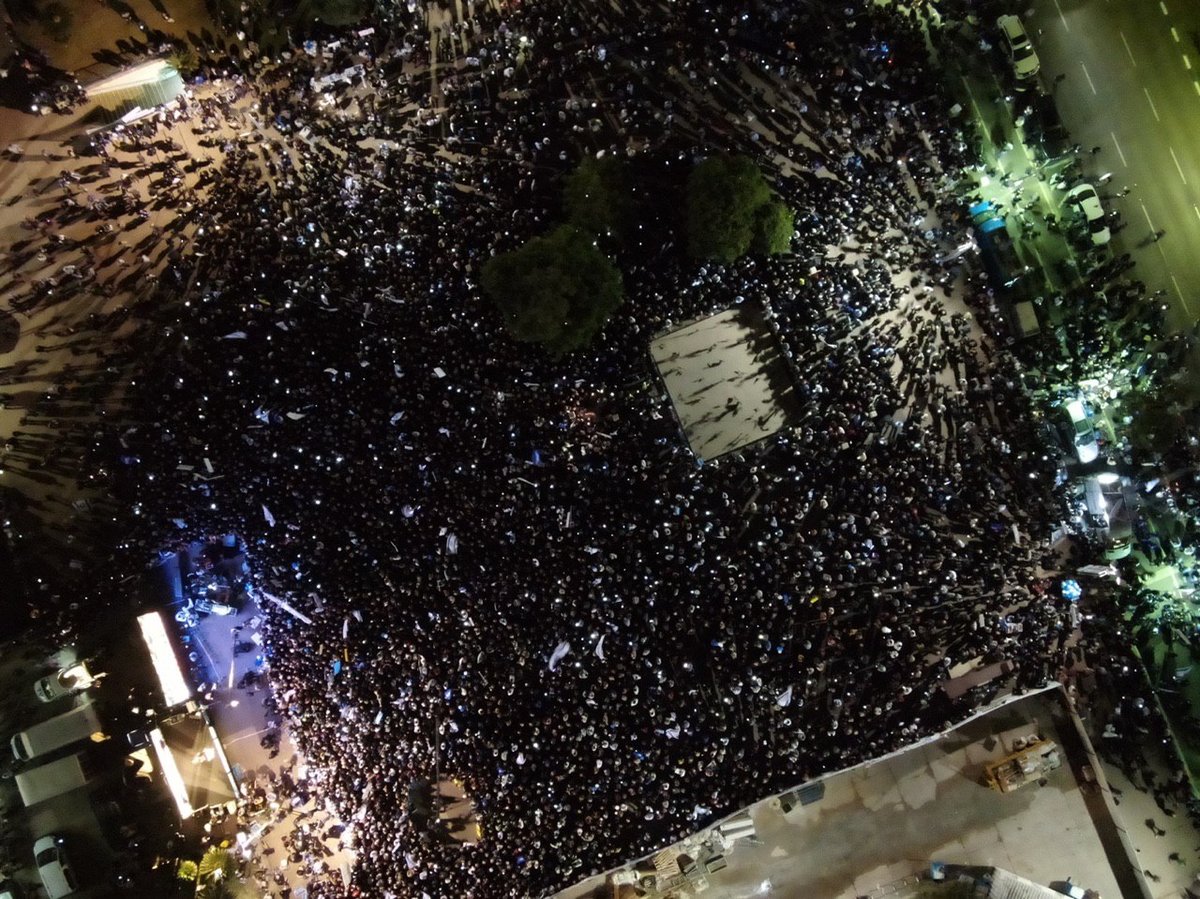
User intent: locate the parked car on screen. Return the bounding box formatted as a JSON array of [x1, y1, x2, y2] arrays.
[[33, 835, 79, 899], [1065, 184, 1111, 246], [1058, 399, 1100, 464], [0, 878, 22, 899], [1026, 92, 1070, 156], [34, 662, 99, 703], [997, 14, 1040, 83]]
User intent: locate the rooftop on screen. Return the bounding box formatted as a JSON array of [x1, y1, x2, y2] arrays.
[[557, 688, 1146, 899]]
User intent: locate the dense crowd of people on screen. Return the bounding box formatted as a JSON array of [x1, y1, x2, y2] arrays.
[[2, 0, 1178, 896]]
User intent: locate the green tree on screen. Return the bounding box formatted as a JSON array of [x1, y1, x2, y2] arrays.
[[294, 0, 367, 27], [38, 1, 73, 43], [196, 847, 250, 899], [685, 155, 792, 263], [480, 225, 624, 357], [753, 199, 795, 255], [1124, 379, 1193, 457], [563, 156, 633, 243], [167, 46, 199, 78], [177, 860, 198, 883]]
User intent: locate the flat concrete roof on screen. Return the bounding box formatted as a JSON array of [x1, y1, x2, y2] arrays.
[[556, 689, 1146, 899]]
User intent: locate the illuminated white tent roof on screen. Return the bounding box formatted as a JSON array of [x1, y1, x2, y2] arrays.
[[84, 59, 184, 113]]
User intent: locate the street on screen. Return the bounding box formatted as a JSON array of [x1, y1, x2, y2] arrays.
[[1030, 0, 1200, 330]]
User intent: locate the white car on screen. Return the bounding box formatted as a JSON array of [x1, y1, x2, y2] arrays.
[[1062, 399, 1100, 464], [997, 14, 1040, 81], [34, 663, 99, 703], [1065, 184, 1111, 245], [33, 835, 78, 899]]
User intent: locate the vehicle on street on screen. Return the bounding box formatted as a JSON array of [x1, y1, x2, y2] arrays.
[[33, 834, 79, 899], [10, 702, 105, 762], [997, 14, 1040, 83], [0, 878, 22, 899], [1065, 184, 1111, 246], [970, 205, 1024, 291], [15, 751, 99, 806], [35, 662, 99, 703], [1026, 92, 1070, 157], [1011, 300, 1040, 338], [1058, 399, 1100, 464]]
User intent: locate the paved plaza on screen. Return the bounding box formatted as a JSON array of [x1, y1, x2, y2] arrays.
[[650, 307, 800, 461]]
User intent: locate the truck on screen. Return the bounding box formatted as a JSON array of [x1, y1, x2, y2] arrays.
[[10, 702, 105, 762], [1012, 300, 1040, 339], [974, 214, 1025, 292], [15, 752, 98, 806]]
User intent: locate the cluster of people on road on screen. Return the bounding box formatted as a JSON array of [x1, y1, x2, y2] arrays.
[[0, 0, 1167, 897]]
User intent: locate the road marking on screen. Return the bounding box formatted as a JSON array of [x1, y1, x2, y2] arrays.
[[1195, 80, 1200, 96], [1081, 62, 1097, 94], [959, 75, 986, 133], [1145, 86, 1161, 120], [1193, 204, 1200, 225], [1053, 0, 1069, 30], [222, 726, 277, 746], [1120, 31, 1137, 66], [1172, 274, 1192, 316], [1161, 1, 1170, 14], [1172, 26, 1181, 43], [1187, 54, 1194, 70], [1142, 202, 1155, 230], [1171, 146, 1188, 183], [1111, 132, 1127, 166]]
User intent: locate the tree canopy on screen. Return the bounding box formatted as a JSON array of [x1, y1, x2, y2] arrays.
[[563, 156, 634, 243], [686, 154, 793, 263], [753, 198, 796, 255], [196, 847, 251, 899], [480, 225, 624, 356], [295, 0, 367, 27]]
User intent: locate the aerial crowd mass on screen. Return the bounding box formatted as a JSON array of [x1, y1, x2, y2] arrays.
[[1, 0, 1153, 896]]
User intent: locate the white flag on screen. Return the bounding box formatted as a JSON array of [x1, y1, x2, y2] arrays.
[[776, 685, 793, 708], [665, 725, 681, 739], [263, 505, 276, 527], [595, 634, 606, 661], [222, 331, 248, 340], [446, 533, 458, 555], [548, 640, 571, 672]]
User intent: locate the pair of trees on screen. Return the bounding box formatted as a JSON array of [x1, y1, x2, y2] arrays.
[[480, 157, 629, 357], [481, 154, 793, 356], [685, 155, 794, 263]]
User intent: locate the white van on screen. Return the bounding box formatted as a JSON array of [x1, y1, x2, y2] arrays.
[[10, 702, 104, 762], [16, 752, 98, 806]]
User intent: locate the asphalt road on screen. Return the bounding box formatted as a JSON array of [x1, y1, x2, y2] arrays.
[[1028, 0, 1200, 330]]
